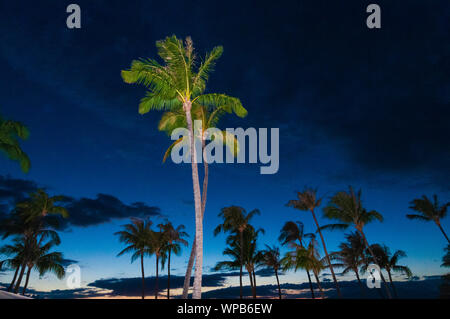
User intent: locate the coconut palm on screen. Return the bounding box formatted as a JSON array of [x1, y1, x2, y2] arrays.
[[323, 186, 392, 298], [407, 195, 450, 243], [363, 244, 412, 298], [443, 244, 450, 268], [115, 218, 153, 299], [0, 113, 31, 172], [260, 245, 283, 299], [281, 239, 325, 298], [159, 221, 188, 299], [214, 206, 260, 299], [330, 232, 366, 294], [150, 226, 168, 299], [159, 106, 245, 299], [215, 226, 264, 299], [278, 221, 316, 298], [122, 35, 246, 299], [287, 188, 342, 297]]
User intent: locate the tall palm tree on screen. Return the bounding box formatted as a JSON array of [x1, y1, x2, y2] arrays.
[[330, 232, 366, 294], [0, 113, 30, 172], [278, 221, 316, 298], [122, 36, 245, 299], [260, 245, 283, 299], [323, 186, 392, 298], [407, 195, 450, 243], [115, 218, 153, 299], [159, 221, 188, 299], [159, 103, 245, 299], [214, 206, 260, 299], [363, 244, 412, 298], [287, 188, 342, 297]]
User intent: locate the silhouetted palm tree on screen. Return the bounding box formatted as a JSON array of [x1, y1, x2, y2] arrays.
[[214, 206, 260, 299], [330, 232, 366, 294], [279, 221, 315, 298], [323, 186, 392, 298], [150, 226, 168, 299], [407, 195, 450, 243], [260, 245, 283, 299], [115, 218, 153, 299], [287, 188, 342, 297], [159, 221, 188, 299], [363, 244, 412, 298], [122, 36, 246, 299], [0, 113, 31, 172]]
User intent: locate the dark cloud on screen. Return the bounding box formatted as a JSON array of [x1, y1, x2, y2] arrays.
[[0, 175, 38, 210], [58, 194, 160, 228]]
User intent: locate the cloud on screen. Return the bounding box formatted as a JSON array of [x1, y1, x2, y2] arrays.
[[0, 175, 38, 209], [58, 194, 160, 228]]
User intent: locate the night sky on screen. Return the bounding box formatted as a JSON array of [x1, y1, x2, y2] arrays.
[[0, 0, 449, 296]]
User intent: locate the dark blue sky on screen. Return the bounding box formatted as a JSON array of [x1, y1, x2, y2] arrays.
[[0, 0, 449, 295]]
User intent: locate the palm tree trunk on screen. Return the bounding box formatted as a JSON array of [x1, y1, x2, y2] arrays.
[[252, 270, 257, 299], [436, 222, 450, 243], [354, 269, 365, 296], [306, 269, 315, 299], [140, 253, 145, 299], [182, 140, 209, 299], [310, 209, 342, 297], [14, 263, 26, 293], [275, 268, 282, 299], [239, 230, 244, 299], [248, 270, 254, 298], [387, 269, 398, 298], [167, 247, 171, 299], [185, 103, 204, 299], [155, 255, 159, 299], [358, 229, 392, 299], [22, 265, 32, 295], [312, 269, 325, 298], [8, 266, 20, 292]]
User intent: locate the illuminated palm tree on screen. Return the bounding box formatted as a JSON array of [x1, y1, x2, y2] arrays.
[[323, 186, 392, 298], [0, 113, 30, 172], [214, 206, 260, 299], [115, 218, 153, 299], [287, 188, 342, 297], [122, 36, 246, 299], [278, 221, 315, 298], [407, 195, 450, 243], [159, 221, 188, 299]]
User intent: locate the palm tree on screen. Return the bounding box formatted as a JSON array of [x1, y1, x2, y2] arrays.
[[330, 232, 366, 294], [159, 221, 188, 299], [260, 245, 283, 299], [215, 226, 264, 299], [3, 191, 68, 293], [407, 195, 450, 243], [287, 188, 342, 297], [115, 218, 153, 299], [122, 36, 245, 299], [214, 206, 260, 299], [159, 103, 245, 299], [323, 186, 392, 298], [278, 221, 315, 298], [150, 226, 168, 299], [364, 244, 412, 298], [281, 239, 325, 298], [0, 113, 31, 172]]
